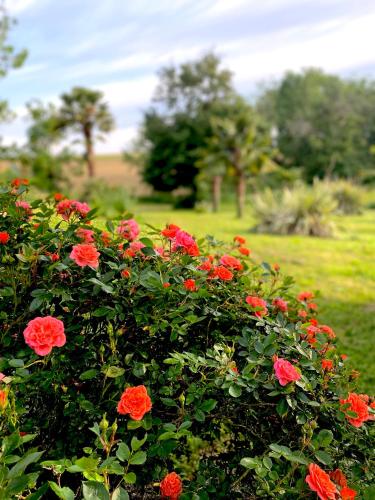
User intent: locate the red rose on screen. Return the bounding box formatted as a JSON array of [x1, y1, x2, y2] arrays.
[[0, 231, 10, 244], [238, 246, 250, 256], [321, 359, 334, 371], [213, 265, 233, 281], [234, 235, 246, 245], [306, 463, 337, 500], [163, 282, 171, 288], [117, 219, 139, 241], [0, 389, 8, 410], [341, 487, 357, 500], [273, 357, 301, 386], [121, 269, 130, 278], [54, 192, 65, 201], [23, 316, 66, 356], [70, 244, 100, 268], [11, 177, 29, 188], [272, 298, 288, 312], [298, 291, 314, 301], [117, 385, 152, 420], [161, 224, 180, 239], [340, 393, 370, 427], [76, 228, 95, 243], [160, 472, 183, 499], [184, 279, 196, 292], [220, 254, 243, 270], [245, 296, 268, 317], [320, 325, 335, 339], [197, 260, 212, 272]]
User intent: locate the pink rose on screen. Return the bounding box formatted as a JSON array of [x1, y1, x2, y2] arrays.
[[273, 357, 301, 386], [23, 316, 66, 356], [70, 244, 100, 268], [76, 228, 95, 243], [117, 219, 140, 241]]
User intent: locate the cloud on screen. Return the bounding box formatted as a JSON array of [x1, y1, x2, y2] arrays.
[[7, 0, 37, 14], [97, 75, 157, 108], [97, 126, 138, 153]]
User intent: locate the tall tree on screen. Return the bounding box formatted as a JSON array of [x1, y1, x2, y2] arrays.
[[257, 68, 375, 181], [140, 52, 236, 204], [207, 99, 274, 218], [0, 2, 27, 124], [58, 87, 114, 178]]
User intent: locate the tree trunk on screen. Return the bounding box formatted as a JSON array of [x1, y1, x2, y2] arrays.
[[212, 175, 222, 212], [83, 126, 95, 178], [236, 173, 246, 218]]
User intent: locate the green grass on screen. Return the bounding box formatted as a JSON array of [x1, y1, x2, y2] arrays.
[[131, 203, 375, 393]]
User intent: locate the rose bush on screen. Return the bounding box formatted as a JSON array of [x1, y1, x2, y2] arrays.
[[0, 180, 374, 499]]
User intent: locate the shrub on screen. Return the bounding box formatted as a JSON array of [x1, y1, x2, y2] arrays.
[[317, 180, 364, 215], [0, 180, 374, 499], [80, 179, 134, 217], [252, 183, 337, 236]]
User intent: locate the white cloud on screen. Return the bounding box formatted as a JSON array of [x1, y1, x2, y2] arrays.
[[97, 75, 157, 108], [7, 0, 37, 14], [224, 11, 375, 87], [97, 126, 138, 153]]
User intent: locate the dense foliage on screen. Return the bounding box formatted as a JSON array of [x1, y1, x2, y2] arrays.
[[0, 180, 374, 499], [257, 68, 375, 182]]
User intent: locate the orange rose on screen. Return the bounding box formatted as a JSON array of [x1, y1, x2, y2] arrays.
[[0, 389, 8, 410], [340, 393, 370, 427], [70, 244, 100, 269], [306, 463, 337, 500], [183, 279, 196, 292], [213, 265, 233, 281], [117, 385, 152, 420], [160, 472, 183, 499], [341, 486, 357, 499]]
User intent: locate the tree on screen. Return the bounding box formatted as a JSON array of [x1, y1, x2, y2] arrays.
[[58, 87, 114, 178], [257, 68, 375, 181], [3, 101, 81, 191], [0, 2, 27, 123], [203, 99, 274, 218], [140, 53, 237, 204]]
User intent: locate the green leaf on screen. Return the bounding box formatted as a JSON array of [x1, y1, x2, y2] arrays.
[[116, 443, 131, 462], [124, 472, 136, 484], [104, 366, 125, 378], [276, 398, 288, 417], [79, 369, 98, 381], [82, 481, 110, 500], [131, 434, 147, 451], [240, 457, 258, 469], [129, 451, 147, 465], [48, 482, 75, 500], [315, 450, 333, 466], [8, 359, 24, 368], [8, 451, 44, 479], [200, 399, 217, 412], [112, 487, 130, 500], [88, 278, 114, 294], [229, 385, 242, 398], [316, 429, 333, 448]]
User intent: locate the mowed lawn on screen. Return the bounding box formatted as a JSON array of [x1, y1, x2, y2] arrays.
[[131, 204, 375, 393]]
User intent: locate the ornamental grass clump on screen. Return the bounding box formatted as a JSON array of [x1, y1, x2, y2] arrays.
[[252, 183, 337, 236], [0, 180, 374, 499]]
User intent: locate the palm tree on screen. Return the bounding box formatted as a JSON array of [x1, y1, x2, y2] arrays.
[[208, 101, 274, 218], [58, 87, 114, 178]]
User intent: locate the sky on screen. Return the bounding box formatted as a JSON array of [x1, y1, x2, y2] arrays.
[[1, 0, 375, 153]]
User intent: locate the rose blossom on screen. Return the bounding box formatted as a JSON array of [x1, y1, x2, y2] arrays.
[[123, 241, 145, 258], [0, 389, 7, 410], [340, 393, 370, 427], [117, 219, 140, 241], [341, 487, 357, 500], [234, 235, 246, 245], [238, 246, 250, 256], [160, 472, 183, 499], [23, 316, 66, 356], [220, 254, 243, 270], [213, 266, 233, 281], [184, 279, 196, 292], [245, 296, 268, 317], [273, 357, 301, 386], [306, 463, 337, 500], [272, 298, 288, 312], [321, 359, 334, 371], [70, 244, 100, 268], [0, 231, 10, 244], [161, 224, 180, 239], [76, 228, 95, 243], [117, 385, 152, 420], [172, 229, 199, 256], [298, 291, 314, 301], [15, 201, 32, 215]]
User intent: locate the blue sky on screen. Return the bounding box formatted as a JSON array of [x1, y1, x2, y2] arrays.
[[2, 0, 375, 152]]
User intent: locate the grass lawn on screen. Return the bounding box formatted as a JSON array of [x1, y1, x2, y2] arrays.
[[131, 203, 375, 393]]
